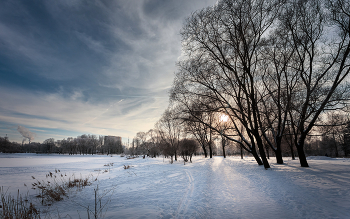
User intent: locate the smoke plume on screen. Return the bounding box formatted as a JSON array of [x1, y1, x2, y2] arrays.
[[17, 125, 35, 143]]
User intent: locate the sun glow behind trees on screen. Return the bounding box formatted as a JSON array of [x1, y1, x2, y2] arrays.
[[220, 114, 229, 123]]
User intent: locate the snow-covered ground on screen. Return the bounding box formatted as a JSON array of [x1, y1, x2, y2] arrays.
[[0, 153, 349, 219]]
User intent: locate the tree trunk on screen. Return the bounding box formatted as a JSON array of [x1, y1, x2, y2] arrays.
[[256, 138, 270, 168], [266, 145, 270, 159], [275, 147, 283, 164], [202, 145, 208, 158], [222, 137, 226, 158], [240, 145, 243, 159], [259, 147, 270, 168], [296, 136, 309, 167], [271, 136, 284, 164], [290, 144, 295, 160], [209, 127, 213, 158], [295, 134, 309, 167], [333, 131, 339, 157], [296, 145, 309, 167], [251, 148, 263, 165], [209, 143, 213, 158]]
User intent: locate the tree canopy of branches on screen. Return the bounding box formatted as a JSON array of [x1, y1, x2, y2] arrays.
[[170, 0, 350, 168]]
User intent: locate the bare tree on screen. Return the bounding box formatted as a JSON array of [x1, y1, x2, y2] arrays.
[[284, 123, 296, 160], [43, 138, 55, 153], [146, 129, 160, 157], [318, 111, 347, 157], [180, 104, 217, 158], [179, 138, 199, 163], [156, 108, 183, 163], [183, 117, 210, 158], [136, 131, 148, 155], [278, 0, 350, 166]]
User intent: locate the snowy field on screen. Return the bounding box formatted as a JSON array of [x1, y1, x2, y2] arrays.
[[0, 154, 350, 219]]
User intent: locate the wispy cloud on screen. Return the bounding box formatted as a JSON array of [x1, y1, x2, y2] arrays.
[[0, 0, 217, 143], [0, 86, 167, 142]]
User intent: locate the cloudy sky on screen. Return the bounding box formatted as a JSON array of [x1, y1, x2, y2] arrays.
[[0, 0, 217, 144]]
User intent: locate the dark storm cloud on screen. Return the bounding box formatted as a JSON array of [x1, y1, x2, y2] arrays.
[[0, 1, 123, 92]]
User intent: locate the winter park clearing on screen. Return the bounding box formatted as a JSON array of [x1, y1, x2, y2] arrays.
[[0, 154, 349, 219]]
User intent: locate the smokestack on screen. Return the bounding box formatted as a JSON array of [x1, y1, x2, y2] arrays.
[[17, 126, 35, 144]]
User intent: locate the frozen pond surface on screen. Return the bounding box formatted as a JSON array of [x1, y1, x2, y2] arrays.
[[1, 153, 350, 218]]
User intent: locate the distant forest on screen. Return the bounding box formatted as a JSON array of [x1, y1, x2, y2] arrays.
[[0, 134, 123, 155]]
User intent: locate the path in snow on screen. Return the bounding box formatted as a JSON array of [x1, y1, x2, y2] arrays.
[[174, 157, 296, 219]]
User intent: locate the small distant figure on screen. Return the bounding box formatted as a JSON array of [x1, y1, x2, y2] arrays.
[[143, 155, 145, 159], [325, 153, 328, 157]]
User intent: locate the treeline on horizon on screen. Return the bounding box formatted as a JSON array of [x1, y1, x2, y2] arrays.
[[0, 134, 123, 155]]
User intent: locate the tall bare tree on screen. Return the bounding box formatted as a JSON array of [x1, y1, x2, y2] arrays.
[[279, 0, 350, 166]]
